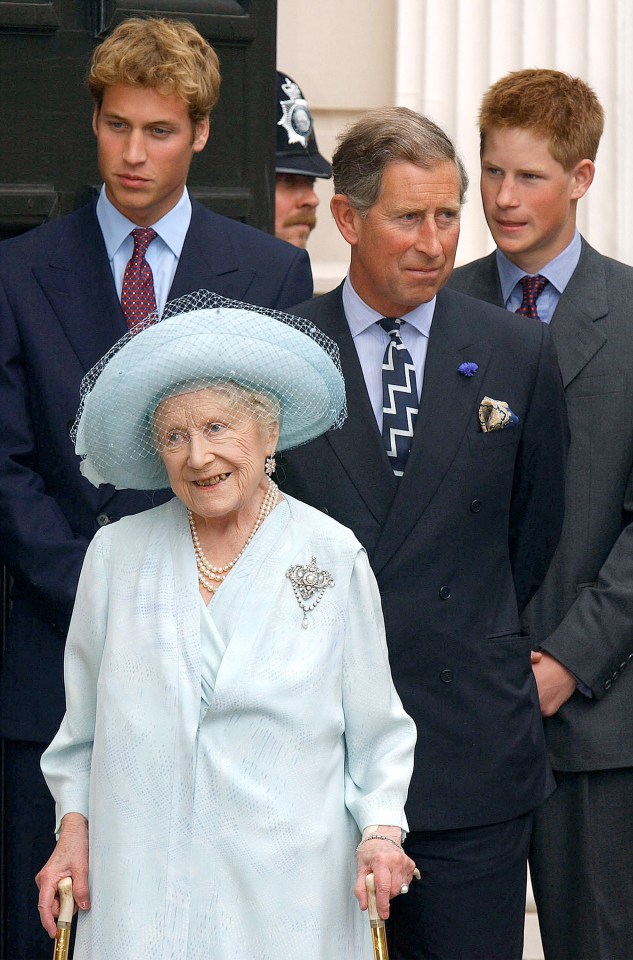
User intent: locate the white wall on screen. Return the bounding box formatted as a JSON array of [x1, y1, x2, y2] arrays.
[[278, 0, 633, 293]]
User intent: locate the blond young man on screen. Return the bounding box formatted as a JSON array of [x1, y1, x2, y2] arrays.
[[449, 69, 633, 960], [0, 17, 311, 959]]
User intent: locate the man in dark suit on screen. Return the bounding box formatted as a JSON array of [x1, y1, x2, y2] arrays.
[[0, 16, 311, 959], [448, 69, 633, 960], [279, 106, 567, 960]]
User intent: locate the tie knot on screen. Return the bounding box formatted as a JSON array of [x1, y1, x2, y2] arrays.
[[378, 316, 403, 339], [131, 227, 158, 258], [519, 273, 547, 300]]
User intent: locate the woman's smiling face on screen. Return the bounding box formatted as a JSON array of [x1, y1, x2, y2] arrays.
[[155, 386, 278, 523]]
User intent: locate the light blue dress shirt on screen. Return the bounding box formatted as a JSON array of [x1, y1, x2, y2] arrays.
[[342, 275, 434, 429], [96, 185, 192, 317], [495, 230, 582, 324]]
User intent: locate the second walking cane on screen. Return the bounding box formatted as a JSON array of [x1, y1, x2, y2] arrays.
[[52, 877, 73, 960]]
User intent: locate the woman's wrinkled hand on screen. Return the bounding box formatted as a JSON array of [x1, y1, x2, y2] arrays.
[[354, 826, 417, 920], [35, 813, 90, 937]]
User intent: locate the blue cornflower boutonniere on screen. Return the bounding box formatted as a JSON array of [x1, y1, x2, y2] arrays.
[[458, 362, 478, 377]]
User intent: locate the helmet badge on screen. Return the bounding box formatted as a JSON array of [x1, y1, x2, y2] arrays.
[[277, 76, 313, 148]]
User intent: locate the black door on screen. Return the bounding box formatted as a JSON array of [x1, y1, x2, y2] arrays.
[[0, 0, 278, 239]]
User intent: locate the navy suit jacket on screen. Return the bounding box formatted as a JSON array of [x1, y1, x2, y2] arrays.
[[0, 198, 312, 742], [279, 283, 568, 830]]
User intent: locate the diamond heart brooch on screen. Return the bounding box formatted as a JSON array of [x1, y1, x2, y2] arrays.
[[286, 556, 334, 629]]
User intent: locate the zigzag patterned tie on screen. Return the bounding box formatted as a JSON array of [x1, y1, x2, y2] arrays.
[[379, 317, 419, 477], [120, 227, 158, 327], [515, 274, 547, 320]]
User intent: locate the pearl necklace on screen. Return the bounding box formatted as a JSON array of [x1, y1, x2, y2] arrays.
[[188, 478, 279, 593]]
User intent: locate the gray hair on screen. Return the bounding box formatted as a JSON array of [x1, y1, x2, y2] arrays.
[[218, 382, 281, 434], [152, 380, 281, 453], [332, 106, 469, 216]]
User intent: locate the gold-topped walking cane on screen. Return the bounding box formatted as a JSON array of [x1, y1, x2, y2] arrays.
[[52, 877, 73, 960], [365, 873, 389, 959], [365, 868, 421, 960]]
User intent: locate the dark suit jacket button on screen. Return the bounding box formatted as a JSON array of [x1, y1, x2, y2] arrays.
[[320, 507, 329, 515], [440, 669, 454, 683], [439, 586, 451, 600], [470, 499, 482, 513], [604, 679, 612, 690], [96, 513, 111, 527]]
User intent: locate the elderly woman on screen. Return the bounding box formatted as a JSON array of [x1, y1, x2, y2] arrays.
[[36, 295, 416, 960]]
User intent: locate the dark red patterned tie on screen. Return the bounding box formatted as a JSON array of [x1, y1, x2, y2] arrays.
[[120, 227, 158, 327], [515, 274, 548, 320]]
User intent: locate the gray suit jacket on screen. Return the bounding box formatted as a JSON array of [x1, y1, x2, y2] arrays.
[[449, 239, 633, 771]]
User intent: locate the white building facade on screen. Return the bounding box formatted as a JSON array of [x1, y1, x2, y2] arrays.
[[278, 0, 633, 293]]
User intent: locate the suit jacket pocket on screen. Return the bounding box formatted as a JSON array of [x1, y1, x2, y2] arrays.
[[485, 630, 532, 646], [481, 632, 536, 726], [566, 374, 629, 399], [468, 427, 520, 449]]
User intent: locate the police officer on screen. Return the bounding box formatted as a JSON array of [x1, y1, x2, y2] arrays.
[[275, 71, 332, 248]]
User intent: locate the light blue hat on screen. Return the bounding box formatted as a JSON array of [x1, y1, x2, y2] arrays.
[[74, 293, 346, 490]]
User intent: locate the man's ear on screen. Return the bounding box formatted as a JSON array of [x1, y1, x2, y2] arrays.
[[192, 117, 210, 154], [330, 194, 361, 246], [570, 158, 595, 200], [92, 104, 100, 138]]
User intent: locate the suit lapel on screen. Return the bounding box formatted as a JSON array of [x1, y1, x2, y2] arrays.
[[29, 203, 142, 514], [464, 242, 608, 389], [371, 289, 493, 575], [169, 200, 256, 302], [32, 202, 127, 372], [549, 240, 607, 387], [468, 251, 503, 305], [312, 287, 397, 525]]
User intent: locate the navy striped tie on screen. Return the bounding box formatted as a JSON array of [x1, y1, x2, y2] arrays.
[[379, 317, 418, 477]]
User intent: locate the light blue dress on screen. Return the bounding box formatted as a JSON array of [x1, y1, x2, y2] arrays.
[[42, 496, 416, 959]]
